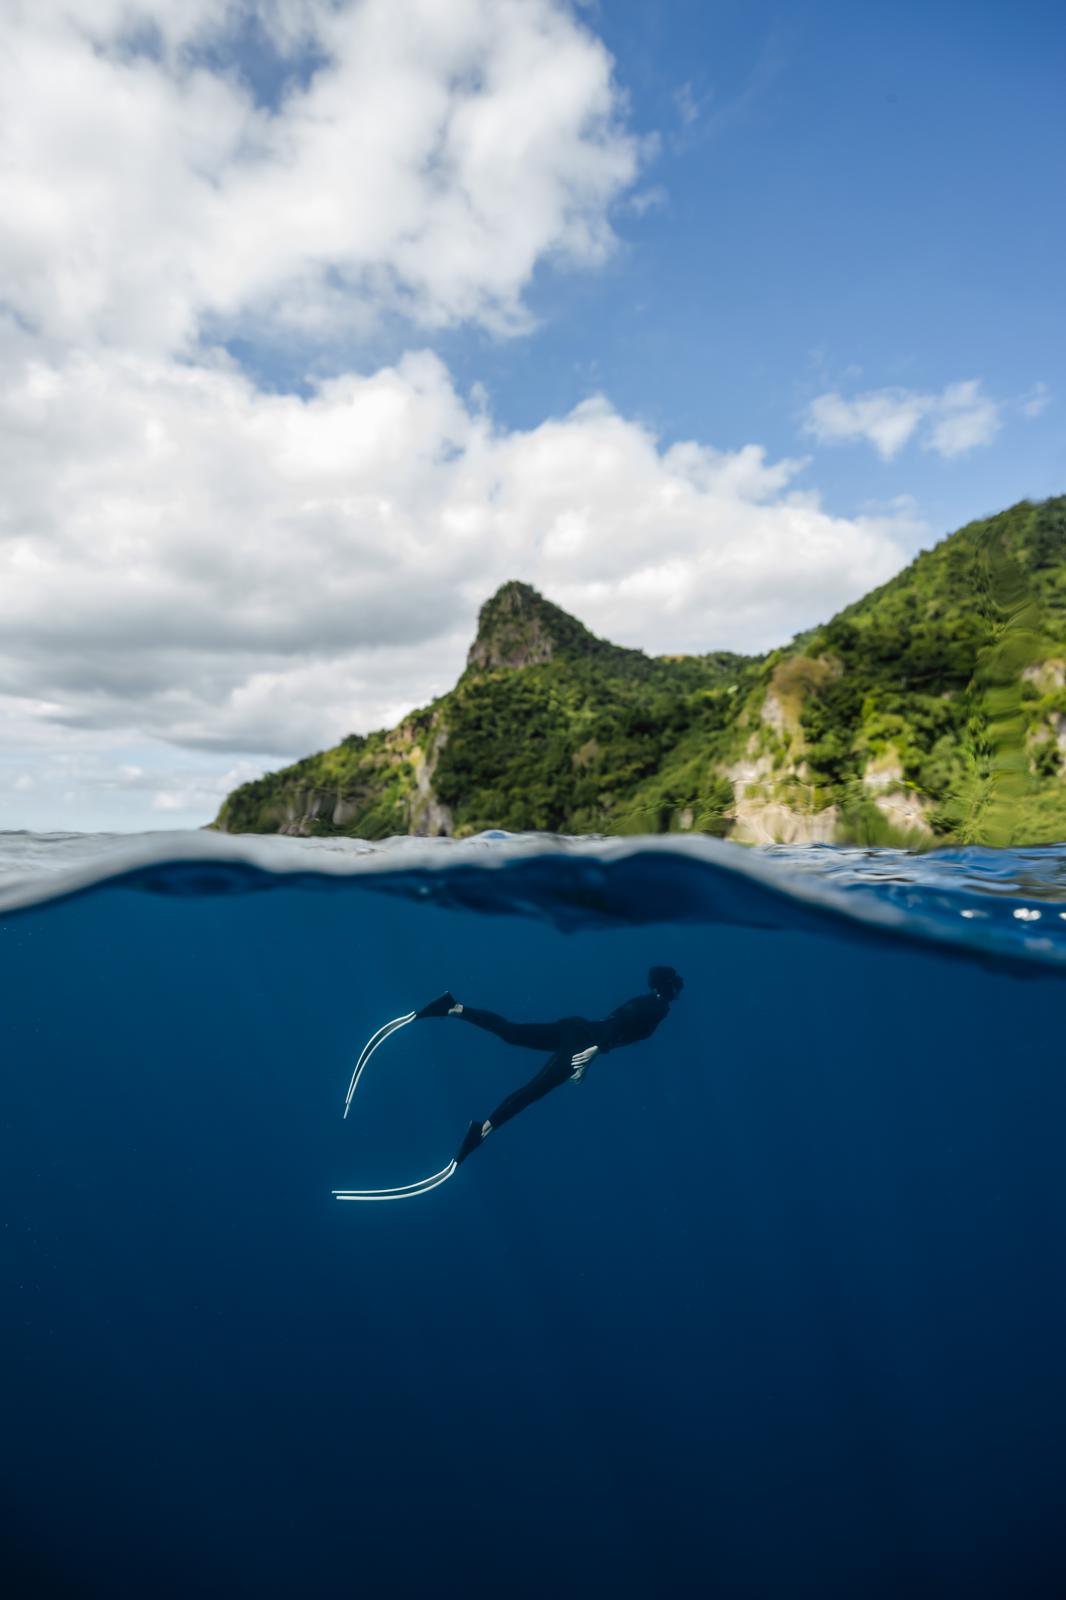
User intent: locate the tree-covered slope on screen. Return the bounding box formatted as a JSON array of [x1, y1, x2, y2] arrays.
[[214, 496, 1066, 845], [214, 580, 752, 837]]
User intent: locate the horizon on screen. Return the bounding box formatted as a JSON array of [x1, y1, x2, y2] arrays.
[[1, 1, 1063, 831]]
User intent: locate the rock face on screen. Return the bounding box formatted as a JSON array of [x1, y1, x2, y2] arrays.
[[465, 583, 559, 673], [407, 725, 454, 837], [464, 580, 617, 674], [731, 802, 840, 846], [214, 496, 1066, 846]]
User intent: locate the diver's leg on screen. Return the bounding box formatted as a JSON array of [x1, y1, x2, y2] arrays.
[[455, 1008, 573, 1052], [486, 1050, 576, 1128], [416, 993, 570, 1048], [455, 1047, 577, 1165]]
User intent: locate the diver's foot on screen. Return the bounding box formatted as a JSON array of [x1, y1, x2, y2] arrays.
[[455, 1119, 486, 1166], [416, 991, 457, 1018]]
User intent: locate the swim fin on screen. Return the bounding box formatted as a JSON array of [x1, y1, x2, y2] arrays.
[[416, 991, 457, 1018], [454, 1120, 485, 1166]]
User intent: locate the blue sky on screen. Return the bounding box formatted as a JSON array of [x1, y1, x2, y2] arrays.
[[0, 0, 1061, 830], [226, 0, 1064, 529], [451, 0, 1064, 530]]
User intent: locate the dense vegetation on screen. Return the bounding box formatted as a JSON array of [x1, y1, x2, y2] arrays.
[[214, 496, 1066, 846], [433, 648, 751, 834]]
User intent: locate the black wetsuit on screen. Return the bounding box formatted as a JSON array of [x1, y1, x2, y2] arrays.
[[459, 992, 670, 1136]]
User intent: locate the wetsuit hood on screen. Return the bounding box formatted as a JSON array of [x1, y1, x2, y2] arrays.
[[648, 965, 683, 1001]]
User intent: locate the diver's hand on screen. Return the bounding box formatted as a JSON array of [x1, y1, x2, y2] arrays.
[[570, 1044, 599, 1082]]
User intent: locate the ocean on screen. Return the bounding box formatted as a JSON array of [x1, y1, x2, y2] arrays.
[[2, 830, 1065, 1596]]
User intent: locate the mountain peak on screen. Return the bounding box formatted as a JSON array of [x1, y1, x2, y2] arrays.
[[465, 580, 612, 673], [215, 496, 1066, 848]]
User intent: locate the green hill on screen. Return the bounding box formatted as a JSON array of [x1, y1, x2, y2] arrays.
[[213, 495, 1066, 846]]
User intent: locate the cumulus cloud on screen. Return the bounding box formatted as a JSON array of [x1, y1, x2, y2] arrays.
[[0, 336, 913, 770], [0, 0, 641, 352], [804, 379, 1005, 460], [0, 1, 922, 829]]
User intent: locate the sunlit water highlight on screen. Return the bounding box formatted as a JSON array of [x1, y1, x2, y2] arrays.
[[2, 831, 1065, 1596]]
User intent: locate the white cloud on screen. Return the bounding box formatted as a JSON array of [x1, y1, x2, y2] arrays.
[[0, 337, 913, 790], [0, 1, 924, 831], [0, 0, 642, 353], [805, 389, 928, 460], [805, 379, 1005, 460], [924, 380, 1002, 457]]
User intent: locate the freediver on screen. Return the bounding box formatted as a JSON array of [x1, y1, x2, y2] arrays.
[[415, 966, 684, 1166]]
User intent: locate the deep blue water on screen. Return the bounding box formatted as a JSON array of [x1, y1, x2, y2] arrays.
[[2, 833, 1065, 1597]]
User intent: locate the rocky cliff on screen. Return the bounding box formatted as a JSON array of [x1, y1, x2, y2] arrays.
[[214, 496, 1066, 846]]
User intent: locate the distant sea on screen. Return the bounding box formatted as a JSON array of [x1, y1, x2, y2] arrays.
[[3, 830, 1065, 1596]]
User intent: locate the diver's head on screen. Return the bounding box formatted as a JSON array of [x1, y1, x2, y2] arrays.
[[649, 965, 683, 1002]]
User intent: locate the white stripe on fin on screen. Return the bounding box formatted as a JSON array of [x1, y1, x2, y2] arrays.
[[343, 1011, 416, 1118], [333, 1160, 458, 1202]]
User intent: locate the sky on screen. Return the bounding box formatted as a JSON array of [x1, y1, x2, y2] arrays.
[[0, 0, 1062, 832]]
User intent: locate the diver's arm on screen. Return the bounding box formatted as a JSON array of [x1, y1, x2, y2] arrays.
[[571, 996, 668, 1077]]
